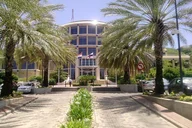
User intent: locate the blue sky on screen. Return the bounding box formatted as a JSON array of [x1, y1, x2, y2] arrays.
[[47, 0, 192, 47]]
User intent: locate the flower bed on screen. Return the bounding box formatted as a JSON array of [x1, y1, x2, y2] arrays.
[[60, 88, 93, 128]]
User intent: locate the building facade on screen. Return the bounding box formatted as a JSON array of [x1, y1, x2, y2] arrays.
[[63, 20, 106, 80]]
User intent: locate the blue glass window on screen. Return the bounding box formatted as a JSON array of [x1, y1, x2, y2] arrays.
[[100, 68, 105, 79], [79, 36, 87, 45], [79, 48, 87, 56], [21, 62, 27, 69], [88, 25, 96, 34], [71, 26, 77, 34], [71, 69, 75, 79], [97, 26, 104, 34], [98, 37, 102, 45], [28, 63, 35, 69], [79, 26, 86, 34], [88, 36, 96, 45], [89, 59, 96, 66], [13, 61, 17, 69], [88, 48, 96, 55], [71, 38, 77, 45], [71, 64, 75, 68]]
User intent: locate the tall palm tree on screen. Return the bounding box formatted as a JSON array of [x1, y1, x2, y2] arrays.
[[0, 0, 64, 96], [101, 0, 192, 94], [14, 19, 76, 87]]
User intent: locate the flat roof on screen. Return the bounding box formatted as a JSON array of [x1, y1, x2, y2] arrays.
[[62, 20, 106, 26]]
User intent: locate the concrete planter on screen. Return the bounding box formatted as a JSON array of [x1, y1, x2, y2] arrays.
[[118, 84, 138, 92], [33, 88, 52, 94], [143, 95, 192, 120]]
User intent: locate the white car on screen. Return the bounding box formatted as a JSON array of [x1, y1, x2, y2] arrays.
[[143, 80, 155, 91], [17, 82, 37, 93]]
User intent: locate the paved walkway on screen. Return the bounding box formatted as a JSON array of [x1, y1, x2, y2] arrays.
[[92, 92, 179, 128], [0, 92, 74, 128]]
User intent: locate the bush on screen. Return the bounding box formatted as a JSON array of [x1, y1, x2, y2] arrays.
[[72, 83, 80, 86], [163, 68, 180, 81], [78, 75, 96, 86], [0, 72, 18, 84], [135, 74, 146, 80], [49, 78, 56, 85], [184, 71, 192, 77], [29, 76, 42, 83], [12, 91, 23, 97], [50, 71, 67, 83], [61, 89, 92, 128]]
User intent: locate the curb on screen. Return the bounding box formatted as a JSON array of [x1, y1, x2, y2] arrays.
[[0, 96, 38, 117], [131, 96, 189, 128]]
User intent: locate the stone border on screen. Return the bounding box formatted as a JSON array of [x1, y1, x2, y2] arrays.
[[143, 95, 192, 120]]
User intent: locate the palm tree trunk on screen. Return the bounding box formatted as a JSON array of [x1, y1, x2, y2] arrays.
[[42, 57, 49, 87], [123, 66, 131, 84], [154, 41, 164, 94], [1, 41, 16, 96]]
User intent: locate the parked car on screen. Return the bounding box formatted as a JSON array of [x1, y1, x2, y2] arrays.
[[17, 82, 37, 93], [143, 80, 155, 91], [137, 80, 146, 92], [163, 78, 170, 90], [168, 77, 192, 95]]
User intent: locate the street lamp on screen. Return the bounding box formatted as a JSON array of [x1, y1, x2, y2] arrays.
[[174, 0, 183, 90]]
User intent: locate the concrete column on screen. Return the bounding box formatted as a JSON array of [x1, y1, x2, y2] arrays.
[[75, 58, 79, 80]]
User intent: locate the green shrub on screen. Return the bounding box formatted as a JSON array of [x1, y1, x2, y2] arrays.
[[135, 74, 146, 80], [0, 72, 18, 84], [29, 76, 42, 83], [184, 71, 192, 77], [61, 88, 92, 128], [163, 68, 180, 81], [72, 83, 80, 86], [49, 78, 56, 85], [12, 91, 23, 97], [78, 75, 96, 86], [50, 70, 67, 83], [89, 83, 101, 86], [183, 96, 192, 102]]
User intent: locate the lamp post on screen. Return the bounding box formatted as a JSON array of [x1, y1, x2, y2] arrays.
[[174, 0, 183, 90]]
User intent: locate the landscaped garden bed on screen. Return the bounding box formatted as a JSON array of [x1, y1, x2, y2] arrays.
[[60, 88, 93, 128]]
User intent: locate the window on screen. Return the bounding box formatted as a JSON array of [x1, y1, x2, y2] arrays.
[[89, 59, 96, 66], [28, 63, 35, 69], [79, 48, 87, 56], [97, 26, 104, 34], [88, 36, 96, 45], [71, 38, 77, 45], [71, 26, 77, 34], [98, 37, 102, 45], [71, 69, 75, 79], [21, 62, 27, 69], [88, 48, 96, 55], [100, 68, 105, 79], [88, 25, 96, 34], [13, 61, 17, 69], [79, 36, 87, 45], [79, 26, 86, 34]]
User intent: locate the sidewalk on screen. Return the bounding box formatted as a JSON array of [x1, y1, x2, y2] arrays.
[[0, 96, 37, 117], [132, 96, 192, 128]]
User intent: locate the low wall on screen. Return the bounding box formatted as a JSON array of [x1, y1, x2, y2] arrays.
[[0, 97, 23, 108], [143, 96, 192, 120], [118, 84, 138, 92], [33, 88, 52, 94]]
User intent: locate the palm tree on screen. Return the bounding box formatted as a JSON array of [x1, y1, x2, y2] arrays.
[[101, 0, 192, 94], [0, 0, 64, 96], [14, 22, 76, 87]]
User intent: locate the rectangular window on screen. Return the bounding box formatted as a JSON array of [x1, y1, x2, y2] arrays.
[[88, 25, 96, 34], [79, 36, 87, 45], [71, 38, 77, 45], [88, 36, 96, 45], [79, 26, 87, 34], [21, 62, 27, 69], [13, 61, 17, 69], [98, 37, 102, 45], [28, 63, 35, 69], [88, 48, 96, 55], [79, 48, 87, 56], [97, 26, 104, 34], [71, 69, 75, 79], [71, 26, 77, 34], [89, 59, 96, 66], [100, 68, 105, 79]]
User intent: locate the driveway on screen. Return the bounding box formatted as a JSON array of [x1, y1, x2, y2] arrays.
[[0, 92, 74, 128], [92, 92, 178, 128]]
